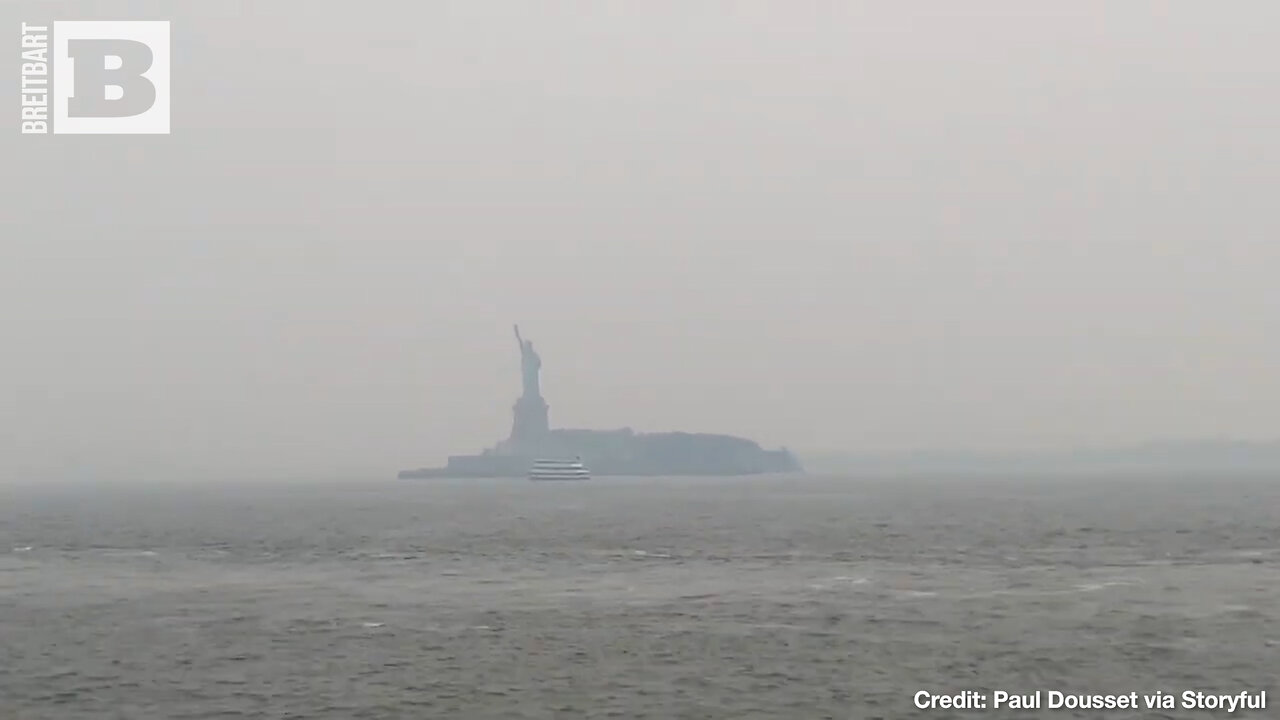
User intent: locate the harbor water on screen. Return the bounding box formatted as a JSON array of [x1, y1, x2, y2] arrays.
[[2, 474, 1277, 718]]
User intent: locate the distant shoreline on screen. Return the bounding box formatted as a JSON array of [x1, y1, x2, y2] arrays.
[[801, 440, 1280, 475]]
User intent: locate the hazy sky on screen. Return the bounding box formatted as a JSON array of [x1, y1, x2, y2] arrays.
[[3, 2, 1278, 480]]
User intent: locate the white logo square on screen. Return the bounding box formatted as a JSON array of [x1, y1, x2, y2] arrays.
[[51, 20, 169, 134]]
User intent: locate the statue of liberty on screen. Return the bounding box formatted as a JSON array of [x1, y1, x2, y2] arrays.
[[513, 324, 541, 399]]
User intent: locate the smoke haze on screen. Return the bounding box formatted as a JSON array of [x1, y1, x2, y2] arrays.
[[3, 1, 1278, 480]]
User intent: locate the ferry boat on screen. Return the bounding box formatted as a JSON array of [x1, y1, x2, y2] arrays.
[[528, 457, 590, 481]]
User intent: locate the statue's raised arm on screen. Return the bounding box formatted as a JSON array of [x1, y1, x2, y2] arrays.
[[512, 324, 541, 399]]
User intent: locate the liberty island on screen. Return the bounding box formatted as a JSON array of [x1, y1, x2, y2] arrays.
[[398, 325, 801, 478]]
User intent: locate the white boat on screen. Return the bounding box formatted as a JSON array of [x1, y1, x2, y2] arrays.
[[528, 457, 590, 481]]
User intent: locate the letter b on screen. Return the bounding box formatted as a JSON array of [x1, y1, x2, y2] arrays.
[[67, 39, 156, 118]]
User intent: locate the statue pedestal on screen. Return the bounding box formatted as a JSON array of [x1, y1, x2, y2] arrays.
[[510, 395, 550, 447]]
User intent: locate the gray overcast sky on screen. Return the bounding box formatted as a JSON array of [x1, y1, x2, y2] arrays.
[[2, 1, 1278, 480]]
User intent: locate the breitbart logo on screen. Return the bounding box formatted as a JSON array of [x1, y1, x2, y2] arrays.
[[20, 21, 170, 134]]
